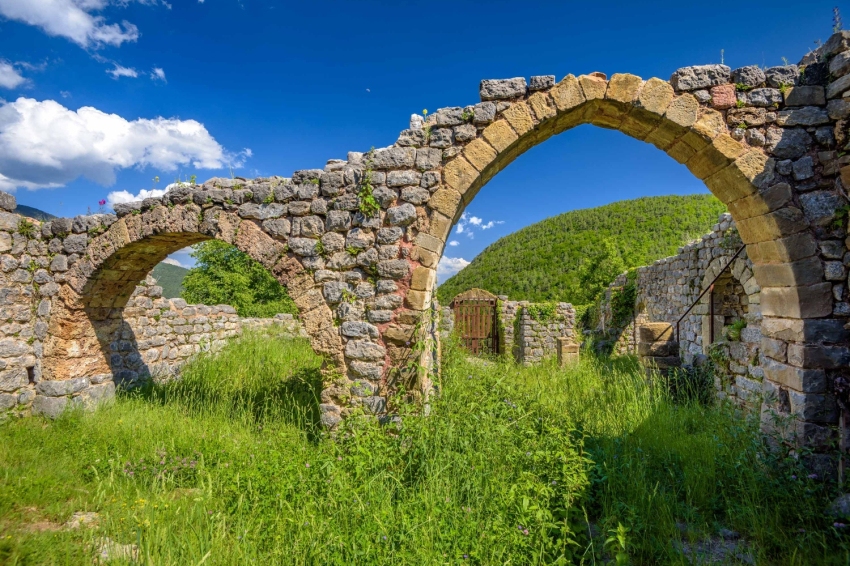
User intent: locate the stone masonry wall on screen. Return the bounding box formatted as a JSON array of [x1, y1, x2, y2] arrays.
[[598, 212, 764, 409], [3, 29, 850, 460], [1, 259, 306, 418], [440, 298, 575, 365], [516, 302, 577, 366]]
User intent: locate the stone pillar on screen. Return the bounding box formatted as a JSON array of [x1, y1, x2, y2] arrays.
[[557, 338, 579, 366]]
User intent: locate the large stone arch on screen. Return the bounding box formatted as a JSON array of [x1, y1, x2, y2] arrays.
[[1, 31, 845, 451]]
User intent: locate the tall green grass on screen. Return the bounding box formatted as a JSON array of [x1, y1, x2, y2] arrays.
[[0, 330, 847, 565]]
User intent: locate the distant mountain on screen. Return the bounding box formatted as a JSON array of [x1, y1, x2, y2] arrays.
[[14, 205, 56, 221], [437, 194, 728, 305], [151, 263, 189, 299]]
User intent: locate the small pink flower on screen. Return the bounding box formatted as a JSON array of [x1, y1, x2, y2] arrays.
[[305, 463, 310, 468], [98, 199, 107, 206]]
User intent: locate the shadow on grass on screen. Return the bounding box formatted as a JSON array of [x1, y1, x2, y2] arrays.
[[124, 333, 325, 440]]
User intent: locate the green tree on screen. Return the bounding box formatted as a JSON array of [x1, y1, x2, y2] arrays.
[[575, 237, 626, 304], [181, 240, 297, 318]]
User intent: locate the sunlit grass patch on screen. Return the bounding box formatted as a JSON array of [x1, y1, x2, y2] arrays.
[[0, 331, 847, 564]]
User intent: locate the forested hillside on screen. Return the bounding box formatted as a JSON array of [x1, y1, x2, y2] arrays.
[[151, 263, 188, 299], [437, 195, 727, 305]]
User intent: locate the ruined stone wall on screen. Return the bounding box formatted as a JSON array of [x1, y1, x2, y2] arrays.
[[0, 235, 306, 419], [3, 29, 850, 461], [516, 302, 577, 366], [439, 298, 575, 365], [598, 212, 763, 408]]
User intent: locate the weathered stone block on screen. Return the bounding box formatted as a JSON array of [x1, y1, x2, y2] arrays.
[[480, 78, 527, 100], [671, 64, 731, 91]]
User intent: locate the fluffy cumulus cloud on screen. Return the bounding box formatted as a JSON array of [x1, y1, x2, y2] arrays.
[[162, 257, 185, 267], [0, 97, 246, 191], [106, 187, 165, 206], [0, 0, 144, 48], [0, 61, 27, 89], [448, 240, 459, 247], [436, 256, 470, 282]]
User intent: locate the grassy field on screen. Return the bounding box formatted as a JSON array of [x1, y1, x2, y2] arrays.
[[0, 330, 847, 565]]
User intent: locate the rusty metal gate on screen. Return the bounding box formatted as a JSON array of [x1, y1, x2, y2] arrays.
[[451, 289, 499, 355]]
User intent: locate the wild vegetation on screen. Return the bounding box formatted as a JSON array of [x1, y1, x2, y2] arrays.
[[181, 240, 297, 317], [1, 330, 846, 565], [437, 195, 727, 305]]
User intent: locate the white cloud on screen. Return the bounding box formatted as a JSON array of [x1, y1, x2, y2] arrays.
[[161, 257, 185, 267], [0, 0, 141, 48], [449, 240, 459, 247], [455, 211, 502, 236], [150, 67, 166, 82], [437, 256, 470, 282], [107, 64, 137, 79], [0, 97, 242, 191], [0, 61, 27, 89], [106, 187, 165, 207]]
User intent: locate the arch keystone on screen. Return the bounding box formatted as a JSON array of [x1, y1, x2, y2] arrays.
[[502, 102, 535, 135], [550, 74, 585, 111], [462, 138, 498, 172], [578, 74, 607, 100], [482, 120, 519, 152], [606, 73, 643, 103]]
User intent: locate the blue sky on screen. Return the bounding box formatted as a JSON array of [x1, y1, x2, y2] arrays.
[[0, 0, 842, 275]]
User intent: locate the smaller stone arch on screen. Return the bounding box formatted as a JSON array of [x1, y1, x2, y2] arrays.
[[700, 255, 760, 350], [699, 255, 763, 408]]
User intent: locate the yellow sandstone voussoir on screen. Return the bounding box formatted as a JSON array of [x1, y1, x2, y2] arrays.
[[578, 74, 608, 100], [637, 78, 675, 116], [502, 102, 535, 136], [482, 120, 518, 153], [442, 156, 478, 195], [462, 138, 498, 172], [527, 92, 557, 121], [685, 134, 745, 180], [664, 94, 700, 128], [606, 73, 644, 104], [428, 187, 462, 217], [550, 74, 586, 111]]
